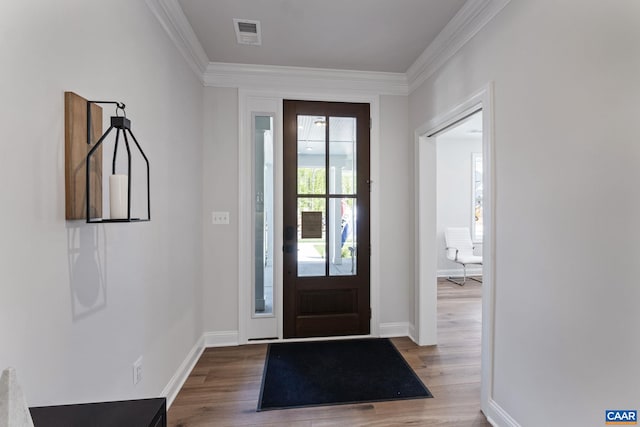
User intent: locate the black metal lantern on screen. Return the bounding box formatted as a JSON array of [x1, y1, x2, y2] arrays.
[[85, 101, 150, 223]]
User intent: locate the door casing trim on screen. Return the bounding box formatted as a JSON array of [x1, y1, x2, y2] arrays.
[[238, 88, 380, 344], [413, 82, 496, 417]]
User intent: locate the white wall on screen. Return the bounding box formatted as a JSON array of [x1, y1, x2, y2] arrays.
[[410, 0, 640, 425], [436, 136, 482, 274], [0, 1, 203, 406], [379, 95, 414, 325], [202, 87, 239, 333]]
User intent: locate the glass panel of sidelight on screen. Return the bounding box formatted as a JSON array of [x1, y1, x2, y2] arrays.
[[472, 152, 484, 242], [329, 197, 357, 276], [297, 197, 326, 277], [254, 115, 274, 315], [297, 115, 327, 195], [329, 116, 357, 195]]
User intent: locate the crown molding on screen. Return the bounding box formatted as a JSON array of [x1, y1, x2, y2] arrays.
[[406, 0, 511, 94], [146, 0, 510, 96], [204, 62, 409, 96], [145, 0, 209, 80]]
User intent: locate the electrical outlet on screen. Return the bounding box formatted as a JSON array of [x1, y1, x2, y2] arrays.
[[212, 211, 230, 225], [133, 356, 143, 385]]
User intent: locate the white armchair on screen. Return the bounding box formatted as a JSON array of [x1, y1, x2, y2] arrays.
[[444, 227, 482, 286]]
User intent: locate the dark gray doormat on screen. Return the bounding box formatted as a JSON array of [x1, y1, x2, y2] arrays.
[[257, 338, 432, 411]]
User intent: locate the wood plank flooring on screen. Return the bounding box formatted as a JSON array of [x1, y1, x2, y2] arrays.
[[168, 279, 488, 426]]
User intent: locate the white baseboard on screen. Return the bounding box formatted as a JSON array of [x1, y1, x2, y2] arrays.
[[161, 336, 205, 409], [162, 330, 240, 409], [203, 330, 239, 348], [485, 398, 521, 427], [379, 322, 411, 338], [437, 267, 483, 278]]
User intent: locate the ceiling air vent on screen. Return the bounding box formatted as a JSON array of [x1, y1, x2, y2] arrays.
[[233, 19, 262, 46]]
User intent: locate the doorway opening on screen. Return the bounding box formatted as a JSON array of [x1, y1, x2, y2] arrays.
[[436, 111, 483, 284], [414, 84, 495, 414], [434, 111, 484, 408]]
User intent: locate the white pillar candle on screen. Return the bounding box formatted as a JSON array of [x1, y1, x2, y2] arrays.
[[109, 174, 128, 219]]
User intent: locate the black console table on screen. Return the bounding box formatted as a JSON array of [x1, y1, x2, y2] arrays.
[[29, 397, 166, 427]]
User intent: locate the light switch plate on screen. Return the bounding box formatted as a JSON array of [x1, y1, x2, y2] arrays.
[[212, 211, 230, 225]]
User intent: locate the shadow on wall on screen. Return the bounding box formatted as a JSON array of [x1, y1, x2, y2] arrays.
[[66, 223, 107, 321]]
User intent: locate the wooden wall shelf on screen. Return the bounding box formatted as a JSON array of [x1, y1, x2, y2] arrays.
[[65, 91, 103, 220]]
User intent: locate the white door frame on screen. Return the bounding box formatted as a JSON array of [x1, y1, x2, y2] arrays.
[[238, 89, 381, 344], [413, 82, 496, 415], [239, 97, 280, 341]]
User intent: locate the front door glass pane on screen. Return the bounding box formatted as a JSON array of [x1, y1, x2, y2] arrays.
[[472, 152, 483, 242], [329, 197, 357, 276], [297, 197, 326, 277], [297, 115, 326, 195], [329, 117, 356, 195]]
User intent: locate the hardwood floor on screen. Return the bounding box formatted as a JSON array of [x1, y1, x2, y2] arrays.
[[168, 279, 488, 426]]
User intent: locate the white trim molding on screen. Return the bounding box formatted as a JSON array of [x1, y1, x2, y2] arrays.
[[379, 322, 412, 338], [145, 0, 209, 79], [145, 0, 510, 95], [236, 89, 381, 343], [203, 330, 240, 348], [205, 62, 408, 95], [414, 82, 497, 423], [407, 323, 417, 344], [406, 0, 511, 93], [486, 398, 522, 427], [237, 94, 282, 343], [161, 336, 205, 408], [162, 330, 240, 409]]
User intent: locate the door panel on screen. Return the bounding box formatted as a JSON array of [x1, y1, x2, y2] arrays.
[[283, 100, 370, 338]]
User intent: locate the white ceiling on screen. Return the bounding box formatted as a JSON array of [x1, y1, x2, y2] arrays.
[[177, 0, 467, 73]]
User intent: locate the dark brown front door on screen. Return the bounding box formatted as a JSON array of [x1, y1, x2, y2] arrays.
[[283, 100, 370, 338]]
